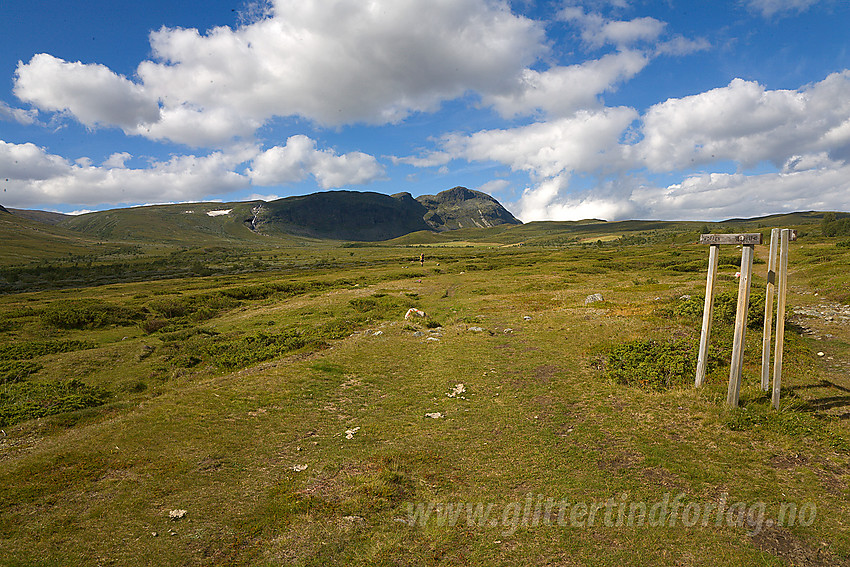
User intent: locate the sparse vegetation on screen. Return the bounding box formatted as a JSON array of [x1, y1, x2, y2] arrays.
[[0, 210, 848, 565]]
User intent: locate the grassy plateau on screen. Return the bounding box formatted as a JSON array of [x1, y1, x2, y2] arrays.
[[0, 212, 848, 566]]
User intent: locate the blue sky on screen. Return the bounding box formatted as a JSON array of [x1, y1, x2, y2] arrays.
[[2, 0, 850, 221]]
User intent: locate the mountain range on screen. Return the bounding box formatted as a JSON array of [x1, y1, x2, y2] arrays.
[[3, 186, 521, 243]]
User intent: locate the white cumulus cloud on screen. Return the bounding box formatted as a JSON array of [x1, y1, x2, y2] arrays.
[[560, 8, 666, 49], [0, 101, 39, 125], [440, 107, 638, 179], [484, 51, 649, 118], [12, 0, 545, 147], [636, 72, 850, 171], [632, 162, 850, 220], [14, 54, 160, 130], [248, 135, 385, 189], [0, 140, 248, 208], [0, 140, 70, 180]]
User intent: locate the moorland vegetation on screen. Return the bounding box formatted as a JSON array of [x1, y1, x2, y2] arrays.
[[0, 201, 848, 565]]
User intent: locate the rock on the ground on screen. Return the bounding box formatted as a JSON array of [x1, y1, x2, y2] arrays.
[[584, 293, 604, 305]]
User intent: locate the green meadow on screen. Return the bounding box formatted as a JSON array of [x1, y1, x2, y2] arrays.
[[1, 213, 848, 566]]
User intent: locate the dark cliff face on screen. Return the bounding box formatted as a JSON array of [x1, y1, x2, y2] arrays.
[[416, 186, 521, 231], [253, 190, 432, 241], [0, 205, 9, 214]]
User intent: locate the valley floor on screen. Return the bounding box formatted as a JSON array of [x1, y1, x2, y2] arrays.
[[1, 234, 848, 566]]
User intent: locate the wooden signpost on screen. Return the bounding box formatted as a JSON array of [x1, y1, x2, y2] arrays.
[[771, 229, 794, 409], [695, 230, 795, 408], [695, 233, 762, 401]]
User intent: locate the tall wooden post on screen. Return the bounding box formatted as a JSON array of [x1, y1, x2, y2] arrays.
[[727, 244, 755, 408], [695, 244, 719, 387], [760, 229, 779, 391], [772, 229, 790, 409]]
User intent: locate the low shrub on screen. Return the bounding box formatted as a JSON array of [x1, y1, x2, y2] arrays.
[[200, 329, 308, 370], [0, 379, 110, 426], [604, 338, 720, 391], [0, 360, 42, 383], [140, 318, 168, 334], [146, 293, 238, 321], [0, 339, 96, 360], [673, 290, 765, 328], [40, 300, 141, 329]]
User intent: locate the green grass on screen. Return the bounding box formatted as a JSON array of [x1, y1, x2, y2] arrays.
[[0, 213, 848, 565]]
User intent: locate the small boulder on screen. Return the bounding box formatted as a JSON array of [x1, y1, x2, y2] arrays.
[[584, 293, 604, 305], [446, 383, 466, 398]]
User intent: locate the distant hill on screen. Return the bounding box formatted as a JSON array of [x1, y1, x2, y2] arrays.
[[416, 186, 521, 231], [59, 202, 266, 244], [0, 207, 106, 263], [8, 208, 70, 225]]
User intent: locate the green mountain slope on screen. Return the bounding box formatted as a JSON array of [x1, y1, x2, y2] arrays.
[[58, 202, 268, 244], [416, 186, 522, 230], [8, 208, 70, 225], [0, 208, 106, 263]]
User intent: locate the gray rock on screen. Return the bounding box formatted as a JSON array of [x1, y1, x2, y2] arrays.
[[584, 293, 604, 305]]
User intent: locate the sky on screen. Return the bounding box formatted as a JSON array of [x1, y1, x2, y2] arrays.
[[1, 0, 850, 222]]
